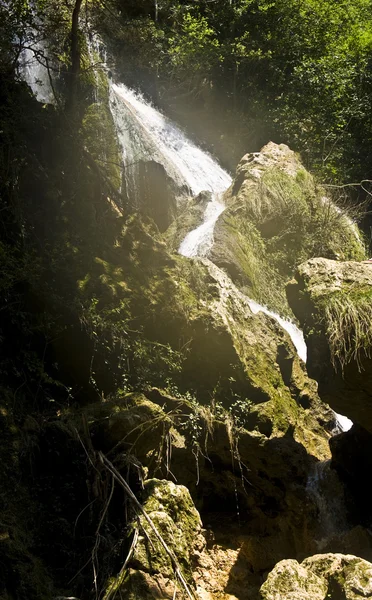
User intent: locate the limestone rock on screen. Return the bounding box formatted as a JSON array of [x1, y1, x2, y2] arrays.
[[287, 257, 372, 430], [115, 479, 204, 598], [79, 211, 333, 464], [260, 553, 372, 600], [231, 142, 302, 187], [87, 394, 167, 461], [210, 143, 365, 316], [260, 558, 327, 599]]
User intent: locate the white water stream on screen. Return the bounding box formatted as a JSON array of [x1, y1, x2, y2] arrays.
[[306, 459, 349, 545], [110, 83, 231, 216], [19, 37, 54, 104], [108, 80, 352, 432]]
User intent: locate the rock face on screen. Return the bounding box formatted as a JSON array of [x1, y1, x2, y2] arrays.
[[4, 128, 370, 600], [260, 553, 372, 600], [329, 424, 372, 527], [80, 149, 370, 599], [209, 143, 365, 315], [135, 160, 180, 232], [287, 257, 372, 431]]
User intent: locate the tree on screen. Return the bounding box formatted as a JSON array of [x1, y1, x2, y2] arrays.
[[67, 0, 84, 110]]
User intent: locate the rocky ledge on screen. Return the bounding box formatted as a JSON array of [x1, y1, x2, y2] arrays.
[[287, 257, 372, 431]]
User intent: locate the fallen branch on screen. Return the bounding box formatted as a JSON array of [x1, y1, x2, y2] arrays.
[[322, 180, 372, 200]]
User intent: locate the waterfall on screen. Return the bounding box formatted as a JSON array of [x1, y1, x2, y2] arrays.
[[110, 83, 231, 212], [334, 412, 353, 432], [19, 37, 54, 104], [109, 79, 352, 432], [247, 297, 307, 362], [306, 460, 349, 546], [179, 197, 226, 257]]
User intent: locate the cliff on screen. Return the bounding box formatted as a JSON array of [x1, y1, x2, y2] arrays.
[[1, 56, 371, 599]]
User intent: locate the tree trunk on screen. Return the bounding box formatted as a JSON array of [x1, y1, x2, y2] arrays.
[[67, 0, 83, 111]]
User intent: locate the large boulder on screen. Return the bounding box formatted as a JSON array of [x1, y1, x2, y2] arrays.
[[209, 142, 365, 315], [260, 558, 327, 600], [106, 479, 205, 599], [287, 257, 372, 431], [260, 553, 372, 600], [78, 213, 335, 459]]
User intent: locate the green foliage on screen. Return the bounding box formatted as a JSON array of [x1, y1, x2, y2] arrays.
[[80, 293, 185, 393], [168, 12, 220, 86], [320, 285, 372, 371], [81, 96, 121, 191], [100, 0, 372, 184], [230, 396, 253, 428], [258, 168, 366, 265]]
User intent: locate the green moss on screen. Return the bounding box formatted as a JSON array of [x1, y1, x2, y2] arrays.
[[103, 569, 127, 600], [133, 480, 200, 581], [224, 214, 288, 313], [214, 165, 366, 316], [103, 479, 201, 597], [264, 390, 301, 434], [80, 56, 121, 191], [81, 102, 121, 190]]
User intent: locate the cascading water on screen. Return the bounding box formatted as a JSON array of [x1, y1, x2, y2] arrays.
[[19, 37, 54, 103], [306, 460, 349, 546], [110, 83, 231, 220], [111, 84, 231, 197], [247, 297, 307, 362], [108, 77, 352, 434], [179, 196, 226, 257]]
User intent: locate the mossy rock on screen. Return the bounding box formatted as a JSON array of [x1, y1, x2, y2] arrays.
[[260, 553, 372, 599], [260, 558, 327, 599], [211, 143, 366, 316], [133, 479, 202, 577], [106, 479, 203, 598], [86, 394, 169, 459], [112, 568, 176, 600], [287, 257, 372, 431]]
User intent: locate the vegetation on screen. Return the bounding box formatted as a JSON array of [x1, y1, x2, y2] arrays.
[[5, 0, 372, 186], [212, 162, 366, 315], [97, 0, 372, 191], [0, 1, 371, 599], [321, 285, 372, 371]]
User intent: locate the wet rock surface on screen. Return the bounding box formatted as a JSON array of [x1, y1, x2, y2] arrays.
[[3, 124, 371, 600]]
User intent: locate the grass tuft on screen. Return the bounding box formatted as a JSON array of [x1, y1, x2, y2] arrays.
[[321, 286, 372, 371]]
